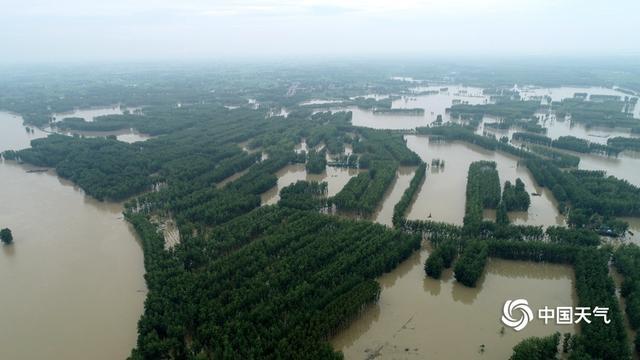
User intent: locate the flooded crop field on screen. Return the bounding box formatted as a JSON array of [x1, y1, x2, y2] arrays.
[[332, 248, 578, 360]]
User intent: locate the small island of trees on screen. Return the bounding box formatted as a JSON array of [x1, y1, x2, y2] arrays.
[[1, 228, 13, 245]]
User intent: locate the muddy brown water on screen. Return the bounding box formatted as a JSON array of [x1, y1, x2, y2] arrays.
[[331, 247, 578, 360], [372, 167, 417, 227], [0, 111, 145, 360], [48, 105, 150, 143], [52, 105, 142, 123], [260, 163, 361, 206], [404, 135, 564, 227], [347, 85, 640, 187]]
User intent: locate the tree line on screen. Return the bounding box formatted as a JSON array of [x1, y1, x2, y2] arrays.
[[613, 244, 640, 354], [392, 163, 426, 227], [331, 161, 398, 214]]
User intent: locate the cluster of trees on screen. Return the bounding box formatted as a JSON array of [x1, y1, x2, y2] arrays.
[[501, 179, 530, 211], [570, 248, 631, 359], [278, 181, 327, 211], [353, 129, 421, 167], [127, 208, 420, 359], [416, 125, 577, 168], [55, 114, 145, 132], [391, 163, 426, 226], [608, 136, 640, 152], [512, 132, 552, 146], [331, 162, 398, 214], [510, 332, 560, 360], [526, 159, 640, 235], [613, 244, 640, 353], [513, 132, 627, 157], [0, 228, 13, 245], [304, 112, 352, 154], [372, 108, 424, 115], [464, 161, 501, 232], [305, 149, 327, 174], [485, 117, 546, 134], [546, 226, 600, 246], [487, 240, 577, 264], [424, 241, 457, 279], [329, 153, 359, 168], [453, 240, 488, 287], [554, 97, 637, 128], [449, 100, 540, 121], [517, 119, 547, 134], [526, 144, 580, 168], [13, 135, 155, 200], [552, 136, 621, 156]]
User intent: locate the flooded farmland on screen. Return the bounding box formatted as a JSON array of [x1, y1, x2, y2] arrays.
[[52, 105, 142, 122], [372, 167, 417, 227], [260, 163, 360, 205], [331, 248, 578, 360], [330, 86, 640, 359], [0, 112, 146, 360], [49, 105, 150, 143], [350, 86, 489, 130], [404, 135, 564, 227]]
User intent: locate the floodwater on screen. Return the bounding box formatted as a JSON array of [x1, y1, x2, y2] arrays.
[[346, 85, 637, 132], [300, 99, 344, 106], [349, 86, 489, 130], [621, 217, 640, 246], [49, 105, 150, 143], [480, 115, 640, 146], [52, 105, 142, 122], [517, 85, 633, 104], [0, 112, 145, 360], [260, 163, 361, 205], [0, 111, 48, 148], [482, 117, 640, 187], [331, 247, 578, 360], [573, 150, 640, 187], [52, 128, 152, 144], [405, 135, 564, 227], [372, 167, 417, 227]]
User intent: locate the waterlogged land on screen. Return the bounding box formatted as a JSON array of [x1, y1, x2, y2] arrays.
[[2, 65, 640, 360], [372, 167, 417, 227], [52, 105, 141, 122], [49, 106, 150, 143], [260, 163, 360, 205], [0, 113, 145, 360], [331, 248, 578, 360], [404, 135, 563, 227], [349, 86, 489, 130]]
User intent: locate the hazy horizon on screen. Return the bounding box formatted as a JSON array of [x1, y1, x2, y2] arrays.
[[1, 0, 639, 63]]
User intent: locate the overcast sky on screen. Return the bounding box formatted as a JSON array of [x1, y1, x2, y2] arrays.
[[1, 0, 639, 63]]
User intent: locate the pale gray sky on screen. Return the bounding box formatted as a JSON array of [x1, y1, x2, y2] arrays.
[[1, 0, 639, 62]]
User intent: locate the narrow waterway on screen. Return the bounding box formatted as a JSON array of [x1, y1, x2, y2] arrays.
[[372, 167, 417, 227]]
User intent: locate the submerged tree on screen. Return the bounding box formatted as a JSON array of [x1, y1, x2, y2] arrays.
[[0, 228, 13, 245]]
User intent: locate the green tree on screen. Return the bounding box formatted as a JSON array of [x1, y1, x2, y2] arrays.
[[0, 228, 13, 245], [510, 332, 560, 360]]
